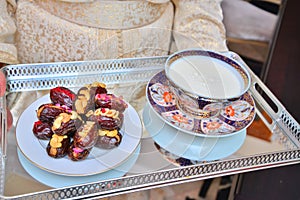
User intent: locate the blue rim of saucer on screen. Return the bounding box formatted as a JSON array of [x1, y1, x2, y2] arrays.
[[143, 102, 247, 161], [146, 70, 256, 137]]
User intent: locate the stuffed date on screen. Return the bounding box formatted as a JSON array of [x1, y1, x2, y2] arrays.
[[73, 121, 98, 149], [52, 111, 83, 136], [88, 82, 107, 96], [74, 82, 107, 115], [96, 129, 122, 149], [37, 103, 66, 123], [87, 108, 124, 130], [68, 142, 92, 161], [50, 86, 76, 108], [74, 87, 94, 115], [46, 134, 70, 158], [32, 120, 53, 139], [95, 93, 128, 112]]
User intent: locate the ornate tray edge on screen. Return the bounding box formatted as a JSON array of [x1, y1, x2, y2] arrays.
[[0, 53, 299, 199], [3, 149, 299, 199]]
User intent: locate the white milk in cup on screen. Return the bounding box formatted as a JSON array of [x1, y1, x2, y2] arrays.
[[165, 49, 251, 119]]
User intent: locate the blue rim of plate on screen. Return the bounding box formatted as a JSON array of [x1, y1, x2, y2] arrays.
[[17, 144, 140, 188], [143, 102, 247, 161], [146, 70, 256, 138]]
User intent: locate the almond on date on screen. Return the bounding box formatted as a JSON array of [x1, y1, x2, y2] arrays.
[[96, 129, 122, 149], [46, 134, 70, 158], [73, 121, 98, 149], [52, 111, 83, 136]]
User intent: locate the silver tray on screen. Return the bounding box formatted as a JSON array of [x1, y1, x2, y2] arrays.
[[0, 52, 299, 199]]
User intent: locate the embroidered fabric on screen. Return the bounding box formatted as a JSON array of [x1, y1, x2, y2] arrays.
[[2, 0, 228, 123], [2, 0, 227, 64], [16, 0, 174, 63], [35, 0, 169, 30], [172, 0, 228, 51], [0, 0, 18, 64]]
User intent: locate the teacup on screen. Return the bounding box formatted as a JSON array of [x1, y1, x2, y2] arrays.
[[165, 49, 251, 119]]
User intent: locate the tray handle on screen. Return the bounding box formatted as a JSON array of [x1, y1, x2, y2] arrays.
[[0, 96, 7, 158], [225, 51, 300, 146]]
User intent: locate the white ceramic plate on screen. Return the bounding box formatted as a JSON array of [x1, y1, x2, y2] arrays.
[[17, 144, 140, 188], [16, 95, 142, 176], [143, 102, 246, 161]]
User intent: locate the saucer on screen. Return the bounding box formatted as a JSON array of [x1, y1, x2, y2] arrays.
[[146, 70, 255, 137], [143, 102, 246, 161], [17, 144, 140, 188]]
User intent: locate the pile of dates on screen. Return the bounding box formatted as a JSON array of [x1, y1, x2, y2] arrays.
[[32, 82, 128, 161]]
